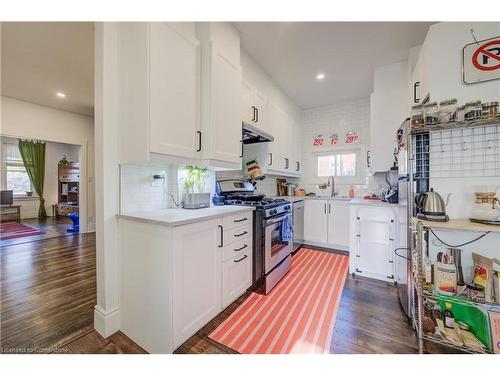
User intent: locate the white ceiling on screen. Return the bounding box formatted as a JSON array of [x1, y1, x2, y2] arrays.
[[1, 22, 94, 117], [234, 22, 434, 109]]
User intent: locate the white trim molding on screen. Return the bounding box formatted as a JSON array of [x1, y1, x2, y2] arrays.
[[94, 305, 120, 338]]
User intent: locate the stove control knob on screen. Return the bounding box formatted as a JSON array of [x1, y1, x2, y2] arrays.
[[285, 205, 290, 211], [270, 209, 277, 215]]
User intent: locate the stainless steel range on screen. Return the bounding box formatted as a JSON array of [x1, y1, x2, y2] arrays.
[[216, 179, 293, 294]]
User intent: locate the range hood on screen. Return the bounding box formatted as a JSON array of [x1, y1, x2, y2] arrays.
[[242, 122, 274, 144]]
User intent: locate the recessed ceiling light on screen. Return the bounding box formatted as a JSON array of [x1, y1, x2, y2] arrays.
[[316, 73, 325, 80], [56, 92, 66, 98]]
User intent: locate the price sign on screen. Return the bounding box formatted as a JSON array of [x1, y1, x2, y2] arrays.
[[330, 133, 339, 145], [312, 134, 324, 146], [345, 131, 359, 144]]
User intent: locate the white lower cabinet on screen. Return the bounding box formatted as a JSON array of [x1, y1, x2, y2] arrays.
[[222, 248, 252, 308], [172, 218, 222, 349], [304, 199, 328, 243], [119, 210, 253, 353], [327, 201, 350, 248], [303, 199, 349, 250], [349, 205, 396, 282]]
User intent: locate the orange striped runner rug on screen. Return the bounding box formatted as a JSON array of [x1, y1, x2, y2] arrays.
[[209, 248, 349, 354]]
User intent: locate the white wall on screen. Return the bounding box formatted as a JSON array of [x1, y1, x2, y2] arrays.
[[0, 96, 95, 231], [422, 22, 500, 103], [1, 136, 80, 219], [299, 97, 386, 196], [370, 60, 409, 172]]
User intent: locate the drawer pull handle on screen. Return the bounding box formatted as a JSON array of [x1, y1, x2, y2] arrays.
[[234, 244, 248, 252], [234, 231, 248, 237], [234, 218, 248, 223], [234, 255, 248, 263], [218, 225, 223, 247]]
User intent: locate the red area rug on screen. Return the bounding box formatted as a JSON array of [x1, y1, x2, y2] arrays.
[[209, 248, 349, 354], [0, 222, 46, 240]]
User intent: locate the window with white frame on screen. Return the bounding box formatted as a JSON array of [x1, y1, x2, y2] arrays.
[[317, 150, 359, 178], [3, 142, 33, 196]]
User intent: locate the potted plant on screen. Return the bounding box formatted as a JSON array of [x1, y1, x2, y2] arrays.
[[182, 165, 210, 209]]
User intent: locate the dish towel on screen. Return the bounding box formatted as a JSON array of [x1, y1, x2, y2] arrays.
[[280, 214, 293, 242]]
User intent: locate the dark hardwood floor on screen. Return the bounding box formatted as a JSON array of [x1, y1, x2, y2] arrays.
[[1, 234, 450, 354], [1, 216, 75, 247], [0, 233, 96, 353]]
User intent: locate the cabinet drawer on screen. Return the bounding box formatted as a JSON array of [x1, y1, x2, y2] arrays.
[[223, 211, 253, 230], [222, 248, 252, 308], [222, 237, 251, 262], [223, 223, 251, 246]]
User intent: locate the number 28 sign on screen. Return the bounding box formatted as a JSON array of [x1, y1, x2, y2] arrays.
[[463, 36, 500, 84]]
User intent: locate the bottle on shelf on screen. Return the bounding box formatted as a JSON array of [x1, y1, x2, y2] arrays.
[[348, 185, 355, 198], [444, 302, 455, 328]]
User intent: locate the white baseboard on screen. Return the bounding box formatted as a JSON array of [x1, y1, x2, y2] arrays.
[[86, 222, 96, 233], [302, 240, 348, 252], [94, 305, 120, 338]]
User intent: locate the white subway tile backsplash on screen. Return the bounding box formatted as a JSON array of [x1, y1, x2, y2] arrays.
[[120, 164, 169, 213]]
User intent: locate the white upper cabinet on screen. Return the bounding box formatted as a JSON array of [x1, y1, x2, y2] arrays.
[[198, 24, 243, 168], [265, 101, 300, 176], [241, 80, 267, 129], [201, 43, 242, 165], [149, 23, 201, 159], [118, 22, 201, 164], [118, 22, 243, 169]]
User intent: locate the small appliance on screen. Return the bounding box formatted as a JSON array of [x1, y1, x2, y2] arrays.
[[415, 188, 451, 222], [182, 193, 211, 209], [382, 169, 399, 204]]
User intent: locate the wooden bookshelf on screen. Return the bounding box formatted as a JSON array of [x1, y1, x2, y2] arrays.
[[56, 162, 79, 216]]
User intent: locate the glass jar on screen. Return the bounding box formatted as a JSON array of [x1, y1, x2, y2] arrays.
[[464, 100, 482, 121], [411, 104, 424, 127], [423, 102, 439, 125], [438, 98, 457, 123], [481, 101, 499, 120], [456, 105, 466, 122]]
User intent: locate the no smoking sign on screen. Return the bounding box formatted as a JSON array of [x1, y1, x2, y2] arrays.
[[463, 36, 500, 84]]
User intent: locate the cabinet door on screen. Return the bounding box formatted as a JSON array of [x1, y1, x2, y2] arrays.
[[304, 199, 328, 244], [205, 44, 242, 164], [355, 216, 394, 280], [241, 80, 255, 124], [267, 103, 290, 173], [266, 102, 282, 171], [149, 23, 200, 159], [222, 249, 252, 308], [253, 90, 267, 129], [172, 218, 222, 349], [327, 201, 350, 248], [293, 121, 302, 174]]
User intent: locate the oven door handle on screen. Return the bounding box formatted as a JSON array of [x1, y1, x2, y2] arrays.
[[265, 213, 291, 226]]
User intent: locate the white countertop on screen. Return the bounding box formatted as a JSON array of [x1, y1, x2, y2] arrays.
[[117, 205, 255, 227], [273, 195, 401, 207]]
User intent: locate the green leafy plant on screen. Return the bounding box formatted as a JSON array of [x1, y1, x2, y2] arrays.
[[183, 165, 209, 194]]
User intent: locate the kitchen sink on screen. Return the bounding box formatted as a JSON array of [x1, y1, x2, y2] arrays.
[[313, 195, 352, 201]]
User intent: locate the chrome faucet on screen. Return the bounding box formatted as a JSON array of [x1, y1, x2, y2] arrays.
[[327, 176, 336, 197]]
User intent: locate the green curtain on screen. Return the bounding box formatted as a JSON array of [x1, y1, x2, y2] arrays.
[[18, 140, 47, 218]]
